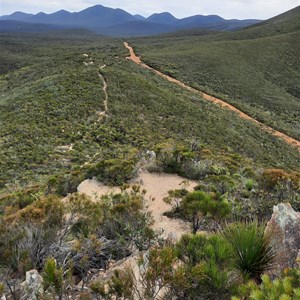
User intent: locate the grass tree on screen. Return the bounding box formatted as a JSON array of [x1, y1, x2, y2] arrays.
[[223, 222, 275, 283]]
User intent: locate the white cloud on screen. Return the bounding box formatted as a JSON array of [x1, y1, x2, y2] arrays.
[[0, 0, 299, 19]]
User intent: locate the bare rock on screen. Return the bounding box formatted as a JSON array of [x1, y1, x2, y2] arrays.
[[146, 150, 156, 161], [21, 270, 43, 300], [166, 232, 178, 245], [297, 250, 300, 268], [265, 203, 300, 274]]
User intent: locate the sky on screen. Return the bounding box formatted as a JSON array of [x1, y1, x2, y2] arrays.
[[0, 0, 299, 20]]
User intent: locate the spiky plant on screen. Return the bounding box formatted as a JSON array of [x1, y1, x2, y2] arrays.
[[223, 222, 275, 283]]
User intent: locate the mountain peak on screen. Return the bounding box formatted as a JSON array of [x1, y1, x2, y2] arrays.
[[147, 12, 178, 24], [134, 14, 145, 20]]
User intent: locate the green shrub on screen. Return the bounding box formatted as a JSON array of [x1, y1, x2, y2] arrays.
[[224, 222, 275, 283], [49, 171, 85, 196], [105, 233, 235, 299], [0, 283, 4, 295], [87, 158, 137, 186], [42, 258, 64, 299], [245, 179, 255, 191], [180, 191, 230, 233], [233, 269, 300, 300]]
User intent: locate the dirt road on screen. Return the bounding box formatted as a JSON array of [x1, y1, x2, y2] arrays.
[[124, 42, 300, 152]]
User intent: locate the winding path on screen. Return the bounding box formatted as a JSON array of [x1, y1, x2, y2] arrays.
[[98, 67, 108, 113], [124, 42, 300, 152], [83, 54, 108, 118]]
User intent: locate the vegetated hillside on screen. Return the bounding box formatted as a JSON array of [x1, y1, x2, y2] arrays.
[[99, 21, 174, 37], [0, 32, 299, 192], [0, 31, 300, 300], [235, 4, 300, 38], [0, 20, 65, 33], [131, 6, 300, 140]]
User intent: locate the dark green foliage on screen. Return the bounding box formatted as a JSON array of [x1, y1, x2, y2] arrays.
[[223, 222, 276, 283], [180, 191, 230, 233], [179, 234, 233, 296], [42, 258, 65, 299], [233, 268, 300, 300], [163, 188, 189, 212], [106, 234, 235, 299], [47, 171, 85, 196], [87, 157, 138, 186]]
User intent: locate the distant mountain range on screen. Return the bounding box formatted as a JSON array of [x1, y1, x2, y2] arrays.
[[0, 5, 261, 36]]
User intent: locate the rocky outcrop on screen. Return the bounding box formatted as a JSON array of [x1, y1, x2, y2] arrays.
[[265, 203, 300, 274], [21, 270, 43, 300]]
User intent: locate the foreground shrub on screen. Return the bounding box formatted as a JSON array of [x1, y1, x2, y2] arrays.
[[176, 234, 234, 296], [0, 188, 155, 290], [260, 169, 299, 191], [42, 258, 65, 300], [180, 191, 230, 233], [232, 268, 300, 299], [105, 234, 234, 299], [224, 222, 275, 283]]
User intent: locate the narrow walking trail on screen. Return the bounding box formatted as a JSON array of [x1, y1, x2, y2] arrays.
[[124, 42, 300, 152], [98, 67, 108, 113], [83, 53, 108, 118]]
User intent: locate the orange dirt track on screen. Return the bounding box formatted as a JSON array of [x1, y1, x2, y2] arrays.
[[124, 42, 300, 152]]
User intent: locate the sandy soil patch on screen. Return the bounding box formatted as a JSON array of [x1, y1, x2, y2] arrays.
[[77, 171, 197, 239]]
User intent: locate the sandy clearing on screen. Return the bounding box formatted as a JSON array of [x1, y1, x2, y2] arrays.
[[124, 42, 300, 152], [77, 171, 197, 239]]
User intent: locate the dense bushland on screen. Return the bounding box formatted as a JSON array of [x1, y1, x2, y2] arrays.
[[131, 8, 300, 140]]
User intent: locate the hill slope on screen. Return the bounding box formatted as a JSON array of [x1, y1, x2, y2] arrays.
[[0, 20, 65, 32], [0, 32, 299, 191], [130, 6, 300, 139]]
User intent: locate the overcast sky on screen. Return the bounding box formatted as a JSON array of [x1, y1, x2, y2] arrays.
[[0, 0, 299, 19]]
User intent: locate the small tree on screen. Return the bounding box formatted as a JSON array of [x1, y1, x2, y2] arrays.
[[163, 188, 188, 213], [175, 233, 233, 297], [42, 258, 69, 300], [180, 191, 230, 234]]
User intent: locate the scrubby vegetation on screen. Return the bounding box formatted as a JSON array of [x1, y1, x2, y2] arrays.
[[0, 31, 299, 194], [131, 6, 300, 140], [0, 186, 155, 298], [0, 7, 299, 299], [233, 269, 300, 299]]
